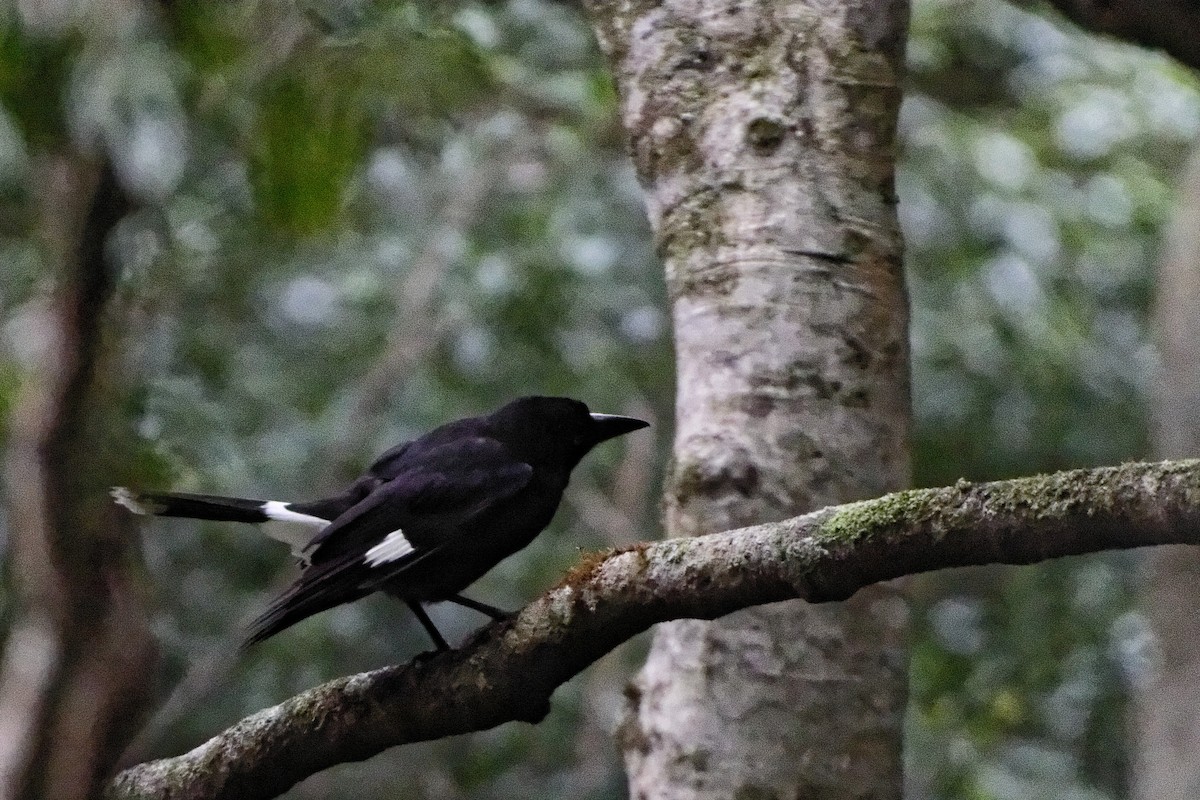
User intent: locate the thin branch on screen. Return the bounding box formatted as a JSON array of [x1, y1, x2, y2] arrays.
[[327, 154, 503, 478], [107, 459, 1200, 800]]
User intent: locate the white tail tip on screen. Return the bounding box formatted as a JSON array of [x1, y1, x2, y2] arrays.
[[110, 487, 158, 516]]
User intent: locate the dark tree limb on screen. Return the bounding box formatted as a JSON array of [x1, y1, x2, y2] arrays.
[[484, 0, 1200, 71], [1018, 0, 1200, 70], [107, 459, 1200, 800], [0, 158, 159, 800]]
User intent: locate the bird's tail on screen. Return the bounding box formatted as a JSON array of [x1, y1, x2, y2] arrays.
[[112, 487, 275, 523], [241, 598, 332, 649], [111, 487, 330, 555], [241, 559, 367, 649]]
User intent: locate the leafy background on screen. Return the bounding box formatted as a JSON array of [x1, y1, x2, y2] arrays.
[[1, 1, 1197, 798]]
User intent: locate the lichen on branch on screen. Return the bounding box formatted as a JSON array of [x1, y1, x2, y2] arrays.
[[108, 459, 1200, 800]]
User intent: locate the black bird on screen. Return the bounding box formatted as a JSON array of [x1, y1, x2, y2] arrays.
[[113, 397, 648, 651]]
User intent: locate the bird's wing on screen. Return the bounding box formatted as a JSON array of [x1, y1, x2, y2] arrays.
[[306, 435, 534, 558], [364, 439, 414, 479], [242, 437, 532, 646], [286, 474, 383, 526]]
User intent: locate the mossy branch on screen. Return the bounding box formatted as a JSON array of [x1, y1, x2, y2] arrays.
[[107, 459, 1200, 800]]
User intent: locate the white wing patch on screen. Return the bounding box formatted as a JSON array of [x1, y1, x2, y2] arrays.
[[263, 501, 327, 527], [262, 501, 329, 557], [364, 529, 415, 567]]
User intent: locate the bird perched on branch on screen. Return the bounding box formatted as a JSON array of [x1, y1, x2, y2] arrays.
[[113, 396, 649, 651]]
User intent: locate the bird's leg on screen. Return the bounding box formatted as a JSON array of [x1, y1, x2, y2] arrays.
[[447, 594, 509, 620], [406, 601, 450, 652]]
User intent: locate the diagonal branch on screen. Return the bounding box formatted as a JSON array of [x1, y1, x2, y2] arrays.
[[326, 152, 504, 480], [107, 459, 1200, 800]]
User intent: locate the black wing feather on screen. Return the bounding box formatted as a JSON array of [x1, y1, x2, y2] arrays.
[[305, 437, 532, 557], [244, 436, 533, 646]]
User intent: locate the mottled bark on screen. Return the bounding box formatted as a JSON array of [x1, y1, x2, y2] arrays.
[[1134, 147, 1200, 800], [105, 459, 1200, 800], [0, 160, 158, 800], [579, 1, 912, 798]]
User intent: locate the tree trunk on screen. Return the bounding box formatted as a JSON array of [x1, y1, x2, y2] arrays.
[[1134, 145, 1200, 800], [581, 1, 913, 798], [0, 159, 158, 800]]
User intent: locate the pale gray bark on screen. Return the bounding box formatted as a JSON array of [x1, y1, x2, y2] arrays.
[[579, 1, 912, 798], [106, 458, 1200, 800], [1134, 146, 1200, 800]]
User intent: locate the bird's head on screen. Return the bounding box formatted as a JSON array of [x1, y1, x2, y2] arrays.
[[487, 396, 649, 469]]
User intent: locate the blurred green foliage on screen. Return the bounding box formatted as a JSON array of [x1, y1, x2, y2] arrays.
[[0, 15, 73, 148], [903, 3, 1198, 798], [0, 0, 1196, 798]]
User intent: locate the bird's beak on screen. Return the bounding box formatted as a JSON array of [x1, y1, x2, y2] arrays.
[[589, 413, 650, 443]]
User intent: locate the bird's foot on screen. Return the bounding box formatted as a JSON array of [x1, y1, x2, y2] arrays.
[[448, 594, 510, 621]]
